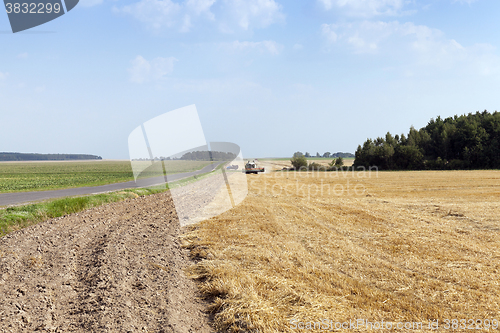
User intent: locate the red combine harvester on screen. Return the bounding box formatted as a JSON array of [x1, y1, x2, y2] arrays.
[[244, 160, 265, 174]]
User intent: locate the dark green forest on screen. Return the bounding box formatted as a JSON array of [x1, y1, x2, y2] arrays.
[[354, 110, 500, 170], [0, 152, 102, 161]]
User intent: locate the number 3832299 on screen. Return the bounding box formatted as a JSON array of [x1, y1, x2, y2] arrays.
[[5, 3, 61, 14]]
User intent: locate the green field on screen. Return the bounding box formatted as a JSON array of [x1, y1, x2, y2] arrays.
[[0, 160, 212, 193]]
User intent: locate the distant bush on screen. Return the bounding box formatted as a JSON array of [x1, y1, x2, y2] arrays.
[[290, 155, 307, 170], [329, 157, 344, 168], [293, 151, 304, 158], [180, 151, 236, 161], [308, 162, 325, 171], [327, 165, 352, 172]]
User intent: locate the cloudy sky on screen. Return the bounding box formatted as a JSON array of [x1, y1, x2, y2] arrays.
[[1, 0, 500, 158]]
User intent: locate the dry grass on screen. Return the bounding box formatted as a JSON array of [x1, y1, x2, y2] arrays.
[[182, 170, 500, 332]]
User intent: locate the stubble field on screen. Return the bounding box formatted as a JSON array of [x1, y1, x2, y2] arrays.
[[183, 169, 500, 332]]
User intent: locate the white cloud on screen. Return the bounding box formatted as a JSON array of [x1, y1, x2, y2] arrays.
[[321, 24, 338, 42], [0, 72, 8, 81], [180, 14, 192, 32], [318, 0, 405, 17], [17, 53, 28, 59], [186, 0, 216, 18], [222, 0, 285, 31], [452, 0, 478, 4], [116, 0, 284, 32], [323, 21, 408, 53], [115, 0, 215, 32], [293, 43, 303, 50], [115, 0, 182, 30], [322, 20, 500, 75], [182, 0, 216, 31], [35, 86, 46, 93], [228, 40, 283, 55], [323, 21, 456, 54], [128, 56, 177, 84]]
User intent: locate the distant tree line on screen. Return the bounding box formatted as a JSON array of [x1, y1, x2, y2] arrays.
[[294, 151, 354, 158], [290, 155, 345, 171], [180, 151, 236, 161], [354, 110, 500, 170], [0, 152, 102, 161], [132, 157, 172, 161]]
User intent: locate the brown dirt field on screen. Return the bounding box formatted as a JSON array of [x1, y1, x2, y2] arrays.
[[182, 170, 500, 332], [0, 192, 213, 332]]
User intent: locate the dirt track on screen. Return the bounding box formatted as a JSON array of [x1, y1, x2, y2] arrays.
[[0, 192, 213, 332]]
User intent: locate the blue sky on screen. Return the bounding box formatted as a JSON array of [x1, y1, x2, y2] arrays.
[[1, 0, 500, 159]]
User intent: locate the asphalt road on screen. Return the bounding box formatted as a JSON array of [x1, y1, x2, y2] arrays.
[[0, 162, 221, 207]]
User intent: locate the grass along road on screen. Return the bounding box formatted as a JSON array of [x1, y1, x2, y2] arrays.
[[0, 188, 167, 237]]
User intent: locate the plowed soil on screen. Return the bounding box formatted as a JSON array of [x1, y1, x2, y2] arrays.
[[0, 192, 213, 332]]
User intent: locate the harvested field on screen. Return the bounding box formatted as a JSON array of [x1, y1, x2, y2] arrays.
[[183, 170, 500, 332]]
